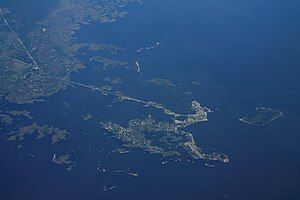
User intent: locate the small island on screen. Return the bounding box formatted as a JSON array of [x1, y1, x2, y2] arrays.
[[239, 107, 283, 126]]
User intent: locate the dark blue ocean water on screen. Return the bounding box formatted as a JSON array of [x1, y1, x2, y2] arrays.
[[1, 0, 300, 199]]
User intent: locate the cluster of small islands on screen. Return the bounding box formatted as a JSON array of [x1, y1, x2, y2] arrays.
[[0, 0, 284, 193]]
